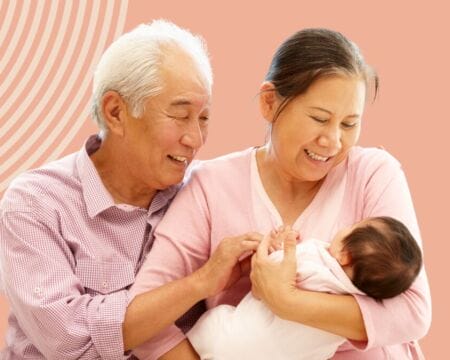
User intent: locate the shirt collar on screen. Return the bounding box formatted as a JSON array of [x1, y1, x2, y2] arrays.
[[76, 135, 182, 218], [77, 135, 116, 218]]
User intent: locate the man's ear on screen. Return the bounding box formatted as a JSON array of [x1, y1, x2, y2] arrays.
[[101, 91, 128, 137], [259, 81, 280, 123]]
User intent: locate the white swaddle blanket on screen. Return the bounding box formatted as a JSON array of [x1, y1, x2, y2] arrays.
[[187, 239, 364, 360]]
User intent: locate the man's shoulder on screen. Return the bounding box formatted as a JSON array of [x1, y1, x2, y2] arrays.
[[1, 153, 80, 212]]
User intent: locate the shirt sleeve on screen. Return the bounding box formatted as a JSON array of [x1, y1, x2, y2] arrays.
[[0, 196, 129, 359], [350, 152, 432, 350], [129, 170, 211, 360]]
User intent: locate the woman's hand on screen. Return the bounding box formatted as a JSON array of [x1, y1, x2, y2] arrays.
[[192, 232, 263, 298], [250, 227, 298, 314]]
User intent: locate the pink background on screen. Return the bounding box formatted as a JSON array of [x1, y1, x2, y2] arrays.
[[1, 0, 448, 357]]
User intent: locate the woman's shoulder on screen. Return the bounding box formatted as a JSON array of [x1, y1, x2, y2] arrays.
[[347, 146, 402, 174], [178, 148, 254, 204], [188, 147, 254, 179]]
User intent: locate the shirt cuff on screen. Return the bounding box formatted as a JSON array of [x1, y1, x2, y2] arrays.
[[87, 289, 129, 359]]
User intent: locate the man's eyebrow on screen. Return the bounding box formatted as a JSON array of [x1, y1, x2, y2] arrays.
[[170, 99, 192, 106], [309, 106, 360, 118]]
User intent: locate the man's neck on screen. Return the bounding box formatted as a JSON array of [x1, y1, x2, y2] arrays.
[[90, 139, 157, 209]]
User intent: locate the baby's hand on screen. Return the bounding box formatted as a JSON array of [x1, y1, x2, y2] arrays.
[[268, 226, 300, 254]]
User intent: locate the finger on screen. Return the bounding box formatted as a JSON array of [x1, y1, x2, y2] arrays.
[[251, 252, 256, 269], [233, 233, 263, 256], [240, 240, 261, 253], [243, 232, 264, 242], [256, 233, 271, 258], [283, 231, 298, 263]]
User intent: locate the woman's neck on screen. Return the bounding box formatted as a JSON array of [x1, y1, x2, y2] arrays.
[[256, 146, 324, 225]]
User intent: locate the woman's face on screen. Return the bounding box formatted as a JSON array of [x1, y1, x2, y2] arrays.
[[266, 75, 366, 183]]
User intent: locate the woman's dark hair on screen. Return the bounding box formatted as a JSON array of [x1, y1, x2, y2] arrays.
[[265, 28, 379, 120], [342, 216, 422, 301]]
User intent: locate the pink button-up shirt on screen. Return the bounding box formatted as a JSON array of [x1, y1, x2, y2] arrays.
[[0, 135, 179, 359]]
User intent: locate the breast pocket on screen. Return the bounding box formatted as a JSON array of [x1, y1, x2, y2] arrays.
[[75, 259, 135, 295]]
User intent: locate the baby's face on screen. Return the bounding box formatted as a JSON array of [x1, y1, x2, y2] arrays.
[[328, 219, 373, 264], [328, 226, 353, 261]]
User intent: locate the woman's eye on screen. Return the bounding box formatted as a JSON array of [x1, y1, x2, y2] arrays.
[[341, 122, 357, 129], [311, 116, 327, 123]]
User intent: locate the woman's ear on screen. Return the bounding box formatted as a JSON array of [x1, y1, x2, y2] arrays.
[[101, 91, 128, 137], [259, 82, 279, 123]]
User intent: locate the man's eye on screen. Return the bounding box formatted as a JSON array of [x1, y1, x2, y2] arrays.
[[169, 115, 189, 120], [200, 116, 209, 122]]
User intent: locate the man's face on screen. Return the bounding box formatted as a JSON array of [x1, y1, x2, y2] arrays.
[[122, 50, 211, 191]]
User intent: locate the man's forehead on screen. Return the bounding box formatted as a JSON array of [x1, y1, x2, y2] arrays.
[[168, 94, 211, 109]]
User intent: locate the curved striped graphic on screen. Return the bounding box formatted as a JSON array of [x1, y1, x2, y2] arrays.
[[0, 0, 129, 193]]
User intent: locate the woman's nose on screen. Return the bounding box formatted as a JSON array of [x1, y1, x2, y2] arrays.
[[317, 125, 342, 151]]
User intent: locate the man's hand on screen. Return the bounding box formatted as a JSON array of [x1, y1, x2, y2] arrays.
[[192, 232, 263, 298]]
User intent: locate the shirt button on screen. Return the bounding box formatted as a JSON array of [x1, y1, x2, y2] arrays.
[[33, 287, 43, 297], [102, 281, 108, 289]]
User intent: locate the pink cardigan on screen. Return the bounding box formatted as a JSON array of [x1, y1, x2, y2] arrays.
[[130, 146, 431, 359]]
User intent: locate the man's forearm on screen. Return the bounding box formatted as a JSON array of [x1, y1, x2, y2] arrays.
[[123, 273, 205, 350]]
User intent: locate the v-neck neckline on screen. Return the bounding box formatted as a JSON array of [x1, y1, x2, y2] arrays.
[[251, 149, 332, 230]]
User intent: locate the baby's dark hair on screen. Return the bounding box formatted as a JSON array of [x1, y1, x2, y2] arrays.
[[342, 216, 422, 301]]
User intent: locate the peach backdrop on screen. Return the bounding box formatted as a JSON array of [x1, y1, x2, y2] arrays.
[[1, 0, 448, 357]]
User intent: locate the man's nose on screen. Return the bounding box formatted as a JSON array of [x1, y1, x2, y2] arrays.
[[181, 118, 206, 149]]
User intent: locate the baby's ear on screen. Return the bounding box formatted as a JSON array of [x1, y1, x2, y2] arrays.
[[337, 251, 352, 266]]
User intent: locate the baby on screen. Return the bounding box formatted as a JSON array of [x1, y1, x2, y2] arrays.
[[187, 216, 423, 360]]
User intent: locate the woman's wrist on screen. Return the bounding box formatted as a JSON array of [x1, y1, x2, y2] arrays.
[[269, 287, 299, 320]]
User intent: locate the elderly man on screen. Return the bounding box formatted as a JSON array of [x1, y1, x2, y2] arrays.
[[0, 20, 260, 359]]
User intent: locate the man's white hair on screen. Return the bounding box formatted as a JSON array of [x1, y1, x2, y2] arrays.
[[92, 19, 213, 136]]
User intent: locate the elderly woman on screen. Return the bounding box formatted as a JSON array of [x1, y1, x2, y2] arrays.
[[129, 29, 431, 359]]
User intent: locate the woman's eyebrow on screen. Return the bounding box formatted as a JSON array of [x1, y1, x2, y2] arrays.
[[309, 106, 360, 119], [309, 106, 332, 114]]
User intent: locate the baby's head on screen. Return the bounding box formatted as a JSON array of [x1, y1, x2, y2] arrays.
[[328, 217, 422, 301]]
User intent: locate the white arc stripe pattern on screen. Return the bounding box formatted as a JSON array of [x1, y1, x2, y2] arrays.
[[0, 0, 129, 193]]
